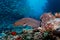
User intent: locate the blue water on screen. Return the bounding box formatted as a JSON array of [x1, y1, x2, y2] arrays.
[[0, 0, 47, 24]]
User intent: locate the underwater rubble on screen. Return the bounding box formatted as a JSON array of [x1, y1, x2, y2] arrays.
[[0, 13, 60, 40]]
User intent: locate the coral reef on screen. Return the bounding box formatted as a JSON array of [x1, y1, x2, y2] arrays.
[[0, 13, 60, 40]]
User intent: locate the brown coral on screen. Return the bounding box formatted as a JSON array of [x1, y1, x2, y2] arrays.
[[14, 18, 40, 28]]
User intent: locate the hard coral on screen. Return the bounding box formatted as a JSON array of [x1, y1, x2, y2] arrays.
[[40, 13, 55, 27], [40, 13, 55, 22], [14, 18, 40, 28]]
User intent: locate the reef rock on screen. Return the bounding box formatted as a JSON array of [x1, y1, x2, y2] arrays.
[[14, 18, 40, 28], [40, 13, 55, 27], [40, 13, 55, 22], [47, 18, 60, 30], [40, 13, 60, 31]]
